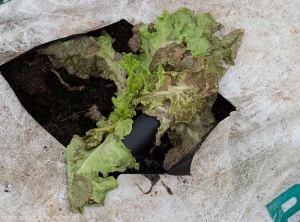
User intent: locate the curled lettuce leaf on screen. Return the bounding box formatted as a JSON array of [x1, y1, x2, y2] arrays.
[[164, 94, 217, 170], [66, 122, 138, 213], [137, 8, 221, 68], [137, 68, 211, 123]]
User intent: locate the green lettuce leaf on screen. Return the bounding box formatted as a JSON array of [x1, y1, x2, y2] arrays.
[[109, 53, 156, 122], [137, 8, 221, 69], [66, 128, 138, 213]]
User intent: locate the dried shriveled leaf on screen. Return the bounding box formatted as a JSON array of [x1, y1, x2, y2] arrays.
[[39, 33, 126, 90]]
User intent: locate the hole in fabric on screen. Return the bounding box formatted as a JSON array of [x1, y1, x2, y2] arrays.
[[0, 20, 235, 177]]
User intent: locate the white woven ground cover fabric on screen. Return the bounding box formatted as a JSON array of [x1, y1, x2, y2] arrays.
[[1, 0, 300, 221]]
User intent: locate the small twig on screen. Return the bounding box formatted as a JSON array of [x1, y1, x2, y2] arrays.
[[137, 184, 153, 195], [60, 111, 86, 122], [46, 123, 58, 130], [137, 175, 160, 195], [50, 69, 84, 91], [25, 79, 35, 87], [54, 113, 62, 122], [161, 180, 173, 195]]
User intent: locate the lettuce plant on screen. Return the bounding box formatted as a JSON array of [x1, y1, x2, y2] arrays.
[[40, 8, 243, 213]]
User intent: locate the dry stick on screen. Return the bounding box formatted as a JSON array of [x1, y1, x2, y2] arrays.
[[60, 111, 86, 122], [50, 69, 84, 91]]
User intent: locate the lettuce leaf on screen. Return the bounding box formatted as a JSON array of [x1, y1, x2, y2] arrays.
[[164, 94, 217, 170], [39, 32, 126, 90], [137, 67, 210, 123], [66, 121, 138, 213], [137, 8, 221, 69]]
